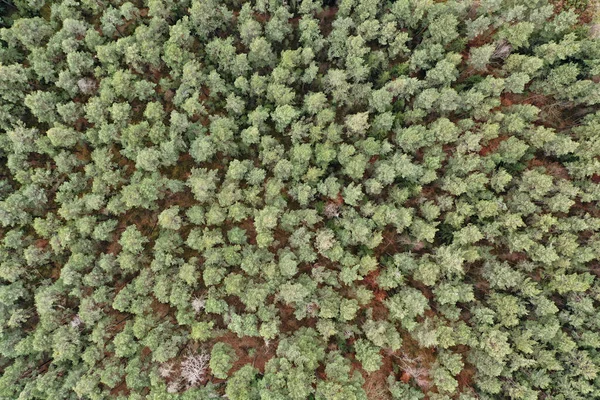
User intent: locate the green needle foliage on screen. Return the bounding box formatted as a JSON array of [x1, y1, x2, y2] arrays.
[[0, 0, 599, 399]]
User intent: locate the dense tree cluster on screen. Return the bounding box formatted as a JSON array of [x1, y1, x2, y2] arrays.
[[1, 0, 600, 399]]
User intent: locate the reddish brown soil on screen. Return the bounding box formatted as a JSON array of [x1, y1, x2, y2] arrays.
[[210, 332, 277, 377], [479, 135, 509, 156], [528, 158, 571, 180]]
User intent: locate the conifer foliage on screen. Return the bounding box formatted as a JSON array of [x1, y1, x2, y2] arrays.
[[1, 0, 600, 399]]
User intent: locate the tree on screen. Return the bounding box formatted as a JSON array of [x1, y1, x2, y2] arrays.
[[272, 105, 299, 132], [25, 91, 59, 124], [469, 45, 495, 71], [188, 168, 219, 204], [210, 343, 236, 379], [119, 225, 148, 255], [354, 339, 382, 373], [226, 365, 260, 400], [158, 206, 182, 230], [345, 112, 370, 136], [249, 37, 276, 68]]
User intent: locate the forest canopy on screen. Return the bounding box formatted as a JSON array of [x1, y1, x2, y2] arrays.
[[1, 0, 600, 399]]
